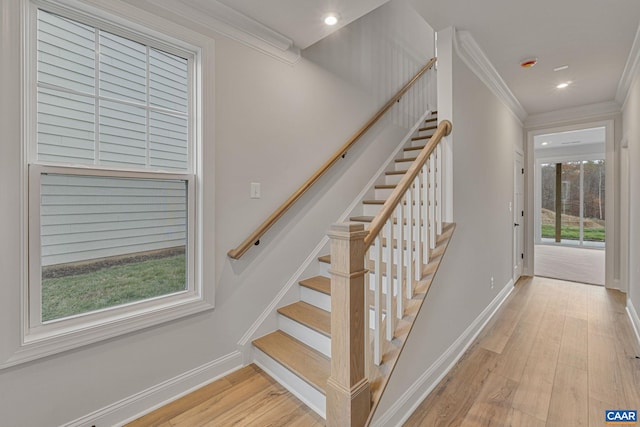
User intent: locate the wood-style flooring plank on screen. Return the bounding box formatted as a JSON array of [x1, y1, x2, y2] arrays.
[[546, 364, 588, 427], [403, 345, 499, 426], [556, 316, 588, 370], [461, 373, 518, 426], [127, 364, 322, 427], [404, 276, 638, 427]]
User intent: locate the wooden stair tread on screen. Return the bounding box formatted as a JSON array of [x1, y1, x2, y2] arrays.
[[318, 254, 332, 264], [363, 199, 385, 205], [395, 157, 417, 163], [411, 134, 434, 141], [253, 331, 329, 394], [418, 125, 437, 132], [424, 117, 437, 123], [349, 215, 374, 223], [404, 145, 425, 152], [386, 170, 408, 176], [299, 276, 330, 295], [278, 302, 331, 337], [375, 184, 396, 189]]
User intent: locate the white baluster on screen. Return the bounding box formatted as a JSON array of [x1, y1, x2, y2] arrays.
[[385, 217, 395, 341], [422, 162, 429, 265], [429, 152, 436, 250], [413, 175, 422, 282], [374, 234, 383, 366], [406, 185, 414, 299], [395, 203, 404, 320], [436, 143, 443, 236], [364, 246, 371, 377]]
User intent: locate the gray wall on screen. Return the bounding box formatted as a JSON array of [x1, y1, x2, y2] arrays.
[[373, 30, 524, 423], [622, 67, 640, 322]]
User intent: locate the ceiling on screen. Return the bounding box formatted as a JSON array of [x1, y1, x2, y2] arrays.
[[138, 0, 640, 118], [215, 0, 389, 49], [409, 0, 640, 116]]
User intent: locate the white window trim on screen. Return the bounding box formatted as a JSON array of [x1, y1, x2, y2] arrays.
[[2, 0, 213, 369]]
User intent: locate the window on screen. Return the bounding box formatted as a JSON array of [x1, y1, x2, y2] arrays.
[[22, 1, 209, 355]]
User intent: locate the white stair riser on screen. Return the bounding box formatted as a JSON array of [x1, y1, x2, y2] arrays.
[[254, 349, 326, 419], [403, 149, 422, 159], [395, 160, 412, 171], [363, 203, 383, 217], [300, 286, 331, 312], [278, 314, 330, 357], [375, 187, 395, 199], [385, 173, 403, 186]]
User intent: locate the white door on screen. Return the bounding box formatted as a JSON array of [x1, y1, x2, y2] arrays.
[[514, 151, 524, 282]]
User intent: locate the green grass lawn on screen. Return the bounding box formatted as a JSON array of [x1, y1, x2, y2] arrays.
[[42, 254, 186, 322], [541, 224, 605, 242]]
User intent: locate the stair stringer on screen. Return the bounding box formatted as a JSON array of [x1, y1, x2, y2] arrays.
[[236, 109, 435, 363]]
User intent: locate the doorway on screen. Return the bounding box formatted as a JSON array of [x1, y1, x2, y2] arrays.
[[533, 126, 606, 286]]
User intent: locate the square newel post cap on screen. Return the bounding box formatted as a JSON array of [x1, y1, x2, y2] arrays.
[[328, 222, 368, 240]]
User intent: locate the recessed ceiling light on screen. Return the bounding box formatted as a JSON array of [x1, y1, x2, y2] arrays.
[[324, 14, 339, 26], [556, 81, 571, 89], [541, 142, 549, 146], [554, 65, 569, 72]]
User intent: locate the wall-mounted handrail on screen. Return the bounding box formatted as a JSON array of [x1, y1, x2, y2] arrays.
[[227, 57, 438, 259], [363, 120, 452, 250]]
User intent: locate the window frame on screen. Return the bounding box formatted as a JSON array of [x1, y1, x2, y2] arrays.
[[15, 0, 211, 363]]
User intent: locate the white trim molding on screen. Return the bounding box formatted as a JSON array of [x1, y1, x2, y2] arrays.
[[127, 0, 301, 64], [454, 30, 527, 124], [372, 279, 515, 427], [627, 299, 640, 348], [616, 23, 640, 107], [63, 351, 243, 427], [525, 101, 621, 129]]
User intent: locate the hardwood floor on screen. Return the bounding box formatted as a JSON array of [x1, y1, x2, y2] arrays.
[[405, 276, 640, 427], [126, 364, 324, 427], [127, 276, 639, 426]]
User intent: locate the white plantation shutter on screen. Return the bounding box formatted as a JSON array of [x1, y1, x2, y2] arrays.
[[36, 9, 190, 171]]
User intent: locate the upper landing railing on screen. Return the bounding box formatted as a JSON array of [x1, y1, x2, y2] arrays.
[[227, 57, 438, 259]]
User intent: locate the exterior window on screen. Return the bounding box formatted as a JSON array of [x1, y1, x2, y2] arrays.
[[24, 3, 207, 351]]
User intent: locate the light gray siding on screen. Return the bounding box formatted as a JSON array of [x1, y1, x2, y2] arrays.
[[41, 174, 187, 266], [36, 9, 189, 171]]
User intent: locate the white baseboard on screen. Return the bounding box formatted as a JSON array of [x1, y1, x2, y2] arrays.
[[627, 298, 640, 348], [62, 351, 243, 427], [371, 279, 515, 427]]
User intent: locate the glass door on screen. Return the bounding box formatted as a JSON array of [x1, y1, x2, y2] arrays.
[[540, 160, 605, 247]]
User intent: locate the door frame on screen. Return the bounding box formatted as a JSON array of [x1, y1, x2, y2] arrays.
[[525, 119, 615, 288], [513, 149, 524, 283]]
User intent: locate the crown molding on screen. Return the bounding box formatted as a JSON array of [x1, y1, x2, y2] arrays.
[[134, 0, 300, 64], [454, 30, 527, 124], [616, 23, 640, 108], [524, 100, 621, 129]]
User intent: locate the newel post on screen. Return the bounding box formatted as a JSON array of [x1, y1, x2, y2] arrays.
[[326, 222, 371, 427]]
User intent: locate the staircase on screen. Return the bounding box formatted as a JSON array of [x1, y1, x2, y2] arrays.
[[251, 111, 455, 425]]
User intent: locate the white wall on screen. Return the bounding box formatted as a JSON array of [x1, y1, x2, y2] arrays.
[[372, 32, 524, 425], [0, 0, 434, 425], [622, 67, 640, 326]]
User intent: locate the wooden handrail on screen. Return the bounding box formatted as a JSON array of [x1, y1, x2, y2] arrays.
[[363, 120, 452, 250], [228, 57, 438, 259]]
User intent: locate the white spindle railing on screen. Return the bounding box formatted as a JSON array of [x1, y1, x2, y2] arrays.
[[363, 121, 451, 368], [326, 120, 452, 427]]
